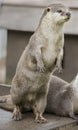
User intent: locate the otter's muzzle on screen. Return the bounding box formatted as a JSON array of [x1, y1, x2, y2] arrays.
[[66, 12, 71, 19]]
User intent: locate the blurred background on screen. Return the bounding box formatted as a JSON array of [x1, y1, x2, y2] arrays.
[[0, 0, 78, 84]]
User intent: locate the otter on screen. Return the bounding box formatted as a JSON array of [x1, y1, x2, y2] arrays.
[[0, 4, 70, 123], [46, 74, 78, 121]]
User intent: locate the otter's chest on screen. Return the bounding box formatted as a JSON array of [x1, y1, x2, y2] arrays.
[[42, 36, 61, 65]]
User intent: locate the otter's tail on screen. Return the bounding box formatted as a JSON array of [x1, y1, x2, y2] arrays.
[[0, 95, 14, 111]]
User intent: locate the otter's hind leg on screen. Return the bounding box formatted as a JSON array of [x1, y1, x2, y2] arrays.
[[69, 111, 78, 122], [64, 101, 78, 121], [33, 94, 47, 123]]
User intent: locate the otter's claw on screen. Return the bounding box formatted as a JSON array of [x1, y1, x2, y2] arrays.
[[37, 63, 45, 73], [55, 65, 63, 74]]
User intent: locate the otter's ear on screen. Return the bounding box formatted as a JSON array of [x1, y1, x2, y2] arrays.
[[47, 7, 51, 12]]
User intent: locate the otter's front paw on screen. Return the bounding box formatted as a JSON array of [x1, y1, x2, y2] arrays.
[[37, 63, 45, 73], [56, 65, 63, 73]]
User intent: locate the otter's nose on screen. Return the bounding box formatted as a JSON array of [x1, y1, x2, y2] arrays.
[[66, 12, 71, 18]]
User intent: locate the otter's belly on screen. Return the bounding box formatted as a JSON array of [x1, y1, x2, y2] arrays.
[[29, 73, 50, 92], [42, 45, 57, 67]]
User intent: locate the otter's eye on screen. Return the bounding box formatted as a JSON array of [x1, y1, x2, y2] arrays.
[[47, 8, 50, 12], [57, 10, 62, 13]]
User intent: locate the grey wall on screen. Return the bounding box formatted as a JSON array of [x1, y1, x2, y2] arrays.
[[6, 30, 32, 82], [6, 30, 78, 83]]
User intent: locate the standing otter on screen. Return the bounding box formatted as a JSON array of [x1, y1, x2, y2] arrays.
[[0, 4, 70, 123]]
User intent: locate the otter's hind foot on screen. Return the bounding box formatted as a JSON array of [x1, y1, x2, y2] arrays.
[[12, 106, 22, 121], [35, 115, 48, 123]]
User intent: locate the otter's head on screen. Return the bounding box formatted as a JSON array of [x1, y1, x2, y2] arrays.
[[42, 4, 71, 25]]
